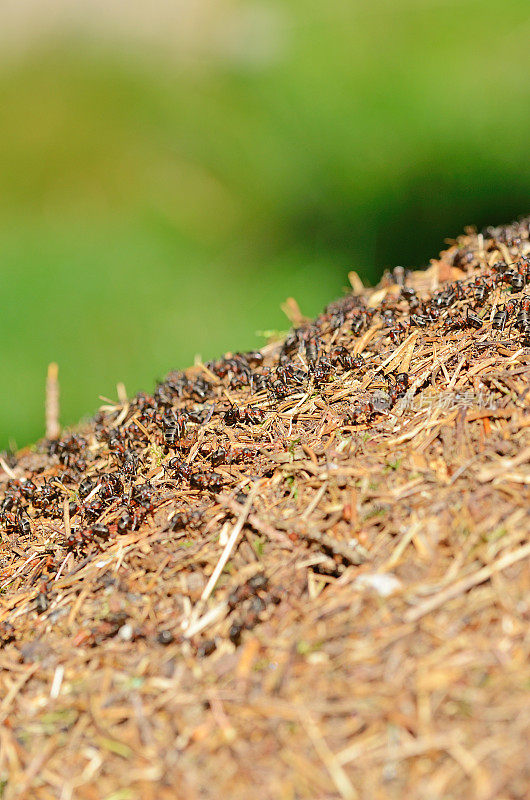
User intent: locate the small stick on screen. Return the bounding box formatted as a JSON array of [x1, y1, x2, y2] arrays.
[[216, 494, 293, 546], [373, 330, 420, 378], [0, 456, 16, 480], [405, 541, 530, 623], [354, 322, 382, 355], [45, 362, 60, 440], [302, 482, 328, 520], [280, 521, 369, 565], [299, 707, 358, 800], [200, 484, 258, 604], [53, 552, 72, 583], [0, 552, 40, 591], [0, 665, 40, 724], [281, 297, 307, 326], [348, 270, 364, 294], [183, 483, 260, 636], [116, 382, 127, 404], [183, 601, 228, 639], [50, 665, 64, 699], [63, 498, 71, 540]]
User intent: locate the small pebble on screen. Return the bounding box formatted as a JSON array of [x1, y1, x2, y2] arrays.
[[157, 630, 174, 645], [118, 623, 134, 641]]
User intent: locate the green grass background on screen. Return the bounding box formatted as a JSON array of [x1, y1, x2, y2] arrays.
[[1, 0, 529, 449]]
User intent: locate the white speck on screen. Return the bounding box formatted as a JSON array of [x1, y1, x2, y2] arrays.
[[354, 573, 402, 597], [96, 560, 109, 568], [118, 623, 133, 641], [219, 521, 230, 546], [50, 665, 64, 699]]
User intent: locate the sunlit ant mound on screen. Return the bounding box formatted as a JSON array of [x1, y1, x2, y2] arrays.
[[1, 217, 529, 800]]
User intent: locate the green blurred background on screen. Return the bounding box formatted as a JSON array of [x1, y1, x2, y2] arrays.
[[1, 0, 529, 450]]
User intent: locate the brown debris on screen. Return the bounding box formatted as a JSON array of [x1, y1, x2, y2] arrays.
[[1, 217, 530, 799]]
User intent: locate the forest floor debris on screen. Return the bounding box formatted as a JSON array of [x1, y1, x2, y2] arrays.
[[1, 218, 529, 799]]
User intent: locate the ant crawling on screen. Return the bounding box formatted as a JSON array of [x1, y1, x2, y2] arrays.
[[329, 345, 365, 372], [190, 471, 225, 492], [492, 306, 509, 332], [163, 411, 188, 448], [224, 404, 265, 426], [383, 372, 409, 405], [445, 308, 483, 331], [65, 523, 110, 554]]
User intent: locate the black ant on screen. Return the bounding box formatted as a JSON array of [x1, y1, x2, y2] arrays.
[[492, 306, 508, 332], [190, 471, 224, 492], [388, 322, 408, 343], [99, 474, 123, 501], [383, 372, 409, 405], [410, 313, 430, 328], [224, 405, 265, 426], [165, 457, 192, 481], [446, 308, 483, 331], [163, 411, 188, 448], [351, 314, 366, 336], [78, 478, 95, 499], [311, 358, 334, 385], [329, 346, 364, 371]]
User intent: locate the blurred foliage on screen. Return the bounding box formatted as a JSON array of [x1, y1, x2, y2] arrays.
[[1, 0, 529, 449]]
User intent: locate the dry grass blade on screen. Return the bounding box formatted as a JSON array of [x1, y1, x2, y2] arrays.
[[405, 540, 530, 623], [45, 362, 60, 441], [299, 707, 358, 800], [184, 483, 260, 634]]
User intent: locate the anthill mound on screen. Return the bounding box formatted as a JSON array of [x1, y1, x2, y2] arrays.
[[1, 218, 529, 800]]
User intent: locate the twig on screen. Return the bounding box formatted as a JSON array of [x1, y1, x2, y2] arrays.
[[183, 601, 228, 640], [116, 382, 128, 404], [405, 541, 530, 622], [183, 483, 260, 635], [216, 494, 293, 546], [0, 552, 40, 591], [0, 456, 17, 480], [287, 522, 370, 565], [302, 482, 328, 520], [0, 664, 39, 724], [299, 706, 358, 800], [45, 362, 60, 440]]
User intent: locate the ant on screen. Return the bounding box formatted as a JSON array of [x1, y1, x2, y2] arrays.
[[78, 478, 95, 500], [224, 405, 265, 426], [117, 510, 143, 533], [120, 450, 140, 477], [268, 379, 291, 400], [165, 457, 192, 481], [351, 314, 366, 336], [276, 363, 306, 386], [99, 474, 123, 501], [190, 471, 224, 492], [18, 515, 31, 536], [311, 358, 334, 385], [401, 286, 417, 303], [83, 499, 105, 521], [163, 411, 188, 448], [304, 334, 322, 365], [388, 322, 408, 344], [32, 481, 60, 510], [329, 346, 364, 371], [207, 447, 229, 467], [410, 313, 430, 328], [167, 508, 205, 532], [446, 308, 483, 331], [492, 306, 509, 332], [347, 397, 375, 424]]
